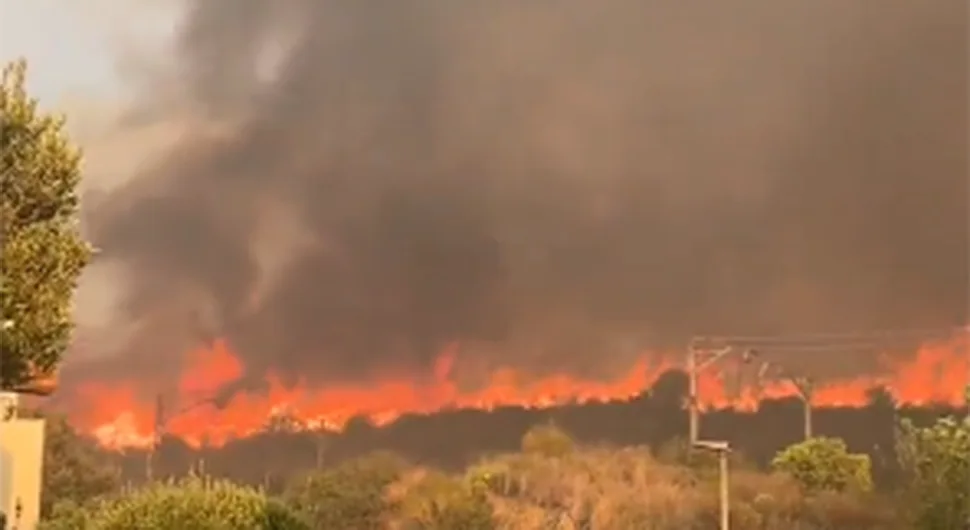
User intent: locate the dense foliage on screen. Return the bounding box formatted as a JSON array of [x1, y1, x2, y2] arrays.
[[39, 476, 306, 530], [283, 452, 405, 529], [0, 59, 91, 390], [771, 436, 873, 493], [896, 414, 970, 530], [42, 418, 970, 530]]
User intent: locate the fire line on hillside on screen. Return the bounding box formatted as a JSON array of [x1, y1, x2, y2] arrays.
[[57, 336, 968, 450]]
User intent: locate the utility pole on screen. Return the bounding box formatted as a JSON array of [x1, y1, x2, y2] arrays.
[[687, 344, 699, 444], [694, 327, 964, 445], [143, 393, 219, 482], [754, 361, 815, 440], [686, 339, 755, 444], [789, 375, 815, 440]]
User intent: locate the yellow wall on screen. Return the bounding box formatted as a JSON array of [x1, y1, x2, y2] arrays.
[[0, 418, 45, 530]]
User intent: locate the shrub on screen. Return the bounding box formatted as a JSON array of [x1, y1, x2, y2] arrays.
[[727, 469, 806, 527], [39, 475, 305, 530], [474, 447, 703, 530], [465, 457, 526, 498], [896, 415, 970, 530], [38, 500, 91, 530], [656, 436, 755, 477], [520, 421, 575, 459], [283, 452, 406, 529], [397, 471, 496, 530], [802, 491, 895, 530], [771, 437, 873, 493]]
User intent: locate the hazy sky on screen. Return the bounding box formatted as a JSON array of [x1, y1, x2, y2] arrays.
[[0, 0, 180, 103]]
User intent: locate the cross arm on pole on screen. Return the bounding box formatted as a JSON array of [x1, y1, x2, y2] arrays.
[[696, 346, 735, 372]]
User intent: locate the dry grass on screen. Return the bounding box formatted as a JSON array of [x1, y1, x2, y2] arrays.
[[379, 444, 897, 530]]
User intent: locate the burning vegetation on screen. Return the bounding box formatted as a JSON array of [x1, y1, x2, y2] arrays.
[[64, 1, 966, 448], [62, 334, 967, 450]]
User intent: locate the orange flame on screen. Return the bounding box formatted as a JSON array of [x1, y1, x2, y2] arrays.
[[65, 337, 967, 449], [696, 339, 967, 410]]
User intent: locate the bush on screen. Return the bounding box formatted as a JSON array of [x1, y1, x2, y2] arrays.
[[771, 437, 873, 493], [727, 470, 806, 527], [39, 475, 305, 530], [473, 447, 702, 530], [38, 500, 91, 530], [465, 457, 526, 498], [896, 415, 970, 530], [37, 430, 917, 529], [283, 452, 406, 529], [656, 436, 755, 477], [397, 471, 496, 530], [520, 421, 575, 458], [802, 491, 895, 530]]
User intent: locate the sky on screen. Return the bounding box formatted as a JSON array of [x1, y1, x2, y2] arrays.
[[0, 0, 191, 337], [0, 0, 181, 104]]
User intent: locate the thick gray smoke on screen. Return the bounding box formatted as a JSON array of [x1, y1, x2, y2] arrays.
[[79, 0, 966, 391]]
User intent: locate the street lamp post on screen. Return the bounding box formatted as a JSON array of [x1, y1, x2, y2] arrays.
[[693, 440, 731, 530]]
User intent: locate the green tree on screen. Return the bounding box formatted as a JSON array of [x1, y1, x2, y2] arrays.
[[282, 452, 406, 529], [771, 437, 873, 493], [39, 475, 306, 530], [41, 415, 121, 517], [0, 59, 92, 391], [896, 415, 970, 530]]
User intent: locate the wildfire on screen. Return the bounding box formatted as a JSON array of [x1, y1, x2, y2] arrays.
[[63, 337, 967, 450]]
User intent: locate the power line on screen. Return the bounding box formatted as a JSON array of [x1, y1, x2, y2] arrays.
[[692, 326, 966, 348], [724, 343, 891, 353]]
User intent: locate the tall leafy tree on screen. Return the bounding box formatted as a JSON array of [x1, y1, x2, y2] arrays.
[[0, 59, 91, 392], [895, 387, 970, 530]]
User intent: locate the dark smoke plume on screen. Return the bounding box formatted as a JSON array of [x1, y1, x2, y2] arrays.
[[81, 0, 967, 392]]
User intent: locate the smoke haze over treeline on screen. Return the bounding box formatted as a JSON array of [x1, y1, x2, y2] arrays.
[[70, 0, 967, 396]]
